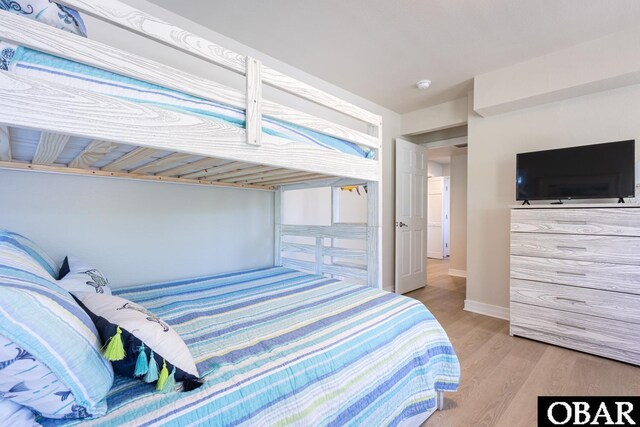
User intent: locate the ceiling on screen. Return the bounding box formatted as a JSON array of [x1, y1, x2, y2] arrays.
[[426, 145, 468, 165], [148, 0, 640, 113]]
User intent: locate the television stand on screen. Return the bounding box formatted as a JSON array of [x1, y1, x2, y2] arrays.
[[618, 198, 626, 204], [521, 200, 530, 206]]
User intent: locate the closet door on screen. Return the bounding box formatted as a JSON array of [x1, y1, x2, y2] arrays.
[[428, 177, 444, 259]]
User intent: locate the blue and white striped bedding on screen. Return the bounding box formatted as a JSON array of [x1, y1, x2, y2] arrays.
[[2, 45, 374, 159], [0, 231, 114, 418], [40, 266, 459, 427]]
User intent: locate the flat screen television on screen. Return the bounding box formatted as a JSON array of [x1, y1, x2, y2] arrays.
[[516, 140, 636, 202]]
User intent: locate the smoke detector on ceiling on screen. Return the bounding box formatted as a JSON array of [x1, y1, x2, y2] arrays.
[[416, 80, 432, 90]]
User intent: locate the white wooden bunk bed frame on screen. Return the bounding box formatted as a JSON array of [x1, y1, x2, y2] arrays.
[[0, 0, 383, 289]]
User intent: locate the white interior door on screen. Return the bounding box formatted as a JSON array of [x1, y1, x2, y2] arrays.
[[427, 177, 444, 259], [395, 138, 427, 294]]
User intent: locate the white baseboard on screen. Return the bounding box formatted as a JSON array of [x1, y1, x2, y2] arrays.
[[448, 269, 467, 278], [464, 299, 510, 320]]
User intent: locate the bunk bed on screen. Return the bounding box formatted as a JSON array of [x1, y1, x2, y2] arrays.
[[0, 1, 460, 425]]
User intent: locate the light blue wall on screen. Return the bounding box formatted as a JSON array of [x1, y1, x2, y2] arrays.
[[0, 169, 274, 287]]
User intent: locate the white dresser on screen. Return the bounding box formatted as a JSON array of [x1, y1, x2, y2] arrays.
[[510, 204, 640, 365]]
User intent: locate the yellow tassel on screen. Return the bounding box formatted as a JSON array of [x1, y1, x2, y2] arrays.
[[156, 359, 169, 391], [102, 326, 126, 361]]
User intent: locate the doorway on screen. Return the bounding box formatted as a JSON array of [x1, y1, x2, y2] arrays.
[[424, 138, 467, 293]]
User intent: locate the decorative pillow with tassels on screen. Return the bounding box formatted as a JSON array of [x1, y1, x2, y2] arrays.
[[73, 293, 203, 393]]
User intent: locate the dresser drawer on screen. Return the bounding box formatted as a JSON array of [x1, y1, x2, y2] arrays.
[[511, 208, 640, 237], [511, 255, 640, 295], [511, 303, 640, 365], [511, 233, 640, 265], [511, 279, 640, 324]]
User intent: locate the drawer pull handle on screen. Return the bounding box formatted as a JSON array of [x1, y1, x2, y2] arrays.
[[556, 271, 587, 277], [555, 297, 586, 304], [557, 246, 587, 251], [556, 322, 586, 331], [555, 220, 588, 225]]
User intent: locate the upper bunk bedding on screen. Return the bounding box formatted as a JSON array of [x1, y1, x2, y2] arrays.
[[39, 266, 460, 427], [0, 42, 374, 160]]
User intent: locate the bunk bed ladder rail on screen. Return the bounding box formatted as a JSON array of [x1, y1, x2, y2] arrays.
[[245, 56, 262, 146]]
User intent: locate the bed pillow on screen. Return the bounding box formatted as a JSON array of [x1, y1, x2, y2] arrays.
[[0, 269, 113, 417], [0, 0, 87, 37], [0, 229, 58, 280], [0, 334, 104, 419], [74, 293, 203, 393], [0, 398, 38, 427], [58, 256, 112, 295]]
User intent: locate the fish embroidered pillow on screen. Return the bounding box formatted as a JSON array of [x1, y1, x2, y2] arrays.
[[0, 334, 105, 419], [57, 256, 112, 295], [73, 293, 203, 393]]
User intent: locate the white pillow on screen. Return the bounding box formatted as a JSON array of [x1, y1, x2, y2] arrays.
[[57, 256, 112, 295], [0, 399, 39, 427], [74, 293, 202, 392]]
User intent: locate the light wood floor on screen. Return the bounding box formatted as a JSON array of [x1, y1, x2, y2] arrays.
[[408, 259, 640, 427]]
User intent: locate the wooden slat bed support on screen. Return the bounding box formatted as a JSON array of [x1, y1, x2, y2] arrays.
[[183, 161, 245, 180], [0, 12, 379, 150], [0, 126, 11, 161], [238, 169, 313, 184], [0, 160, 273, 191], [68, 140, 118, 169], [160, 158, 227, 178], [101, 147, 159, 172], [257, 174, 329, 186], [207, 165, 273, 182], [129, 152, 195, 175], [32, 132, 71, 165]]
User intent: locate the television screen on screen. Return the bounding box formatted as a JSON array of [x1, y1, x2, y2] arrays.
[[516, 140, 635, 201]]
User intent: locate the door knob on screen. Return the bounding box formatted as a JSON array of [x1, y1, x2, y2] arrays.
[[397, 221, 408, 228]]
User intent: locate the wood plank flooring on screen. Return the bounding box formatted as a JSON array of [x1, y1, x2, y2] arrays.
[[408, 259, 640, 427]]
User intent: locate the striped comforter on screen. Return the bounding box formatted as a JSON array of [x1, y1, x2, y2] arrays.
[[41, 267, 459, 427]]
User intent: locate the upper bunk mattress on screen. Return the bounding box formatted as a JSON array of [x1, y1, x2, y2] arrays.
[[1, 43, 374, 159], [39, 266, 459, 426]]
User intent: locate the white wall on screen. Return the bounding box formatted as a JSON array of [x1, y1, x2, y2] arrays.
[[0, 169, 273, 287], [467, 83, 640, 310], [401, 98, 468, 136], [449, 154, 467, 275], [427, 161, 444, 178], [282, 188, 332, 226], [474, 26, 640, 117]]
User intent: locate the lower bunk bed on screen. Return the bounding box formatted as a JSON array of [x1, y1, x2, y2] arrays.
[[40, 266, 460, 427]]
